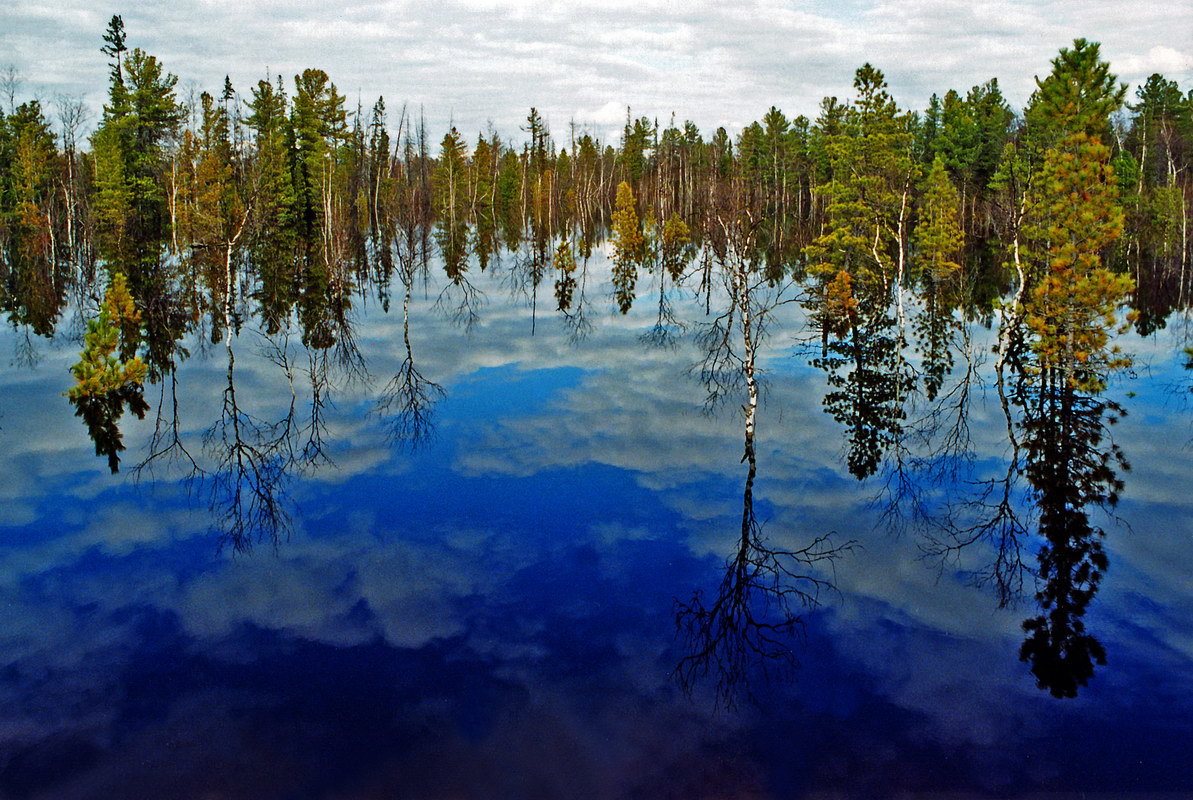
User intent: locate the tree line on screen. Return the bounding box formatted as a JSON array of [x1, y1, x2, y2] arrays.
[[0, 19, 1189, 353]]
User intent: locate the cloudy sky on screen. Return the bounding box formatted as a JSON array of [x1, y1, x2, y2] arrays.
[[3, 0, 1192, 143]]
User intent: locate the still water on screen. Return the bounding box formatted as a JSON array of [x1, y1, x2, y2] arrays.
[[1, 246, 1192, 798]]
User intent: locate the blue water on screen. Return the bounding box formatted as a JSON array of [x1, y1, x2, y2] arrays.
[[1, 260, 1192, 798]]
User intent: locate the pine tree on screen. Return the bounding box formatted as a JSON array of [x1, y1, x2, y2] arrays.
[[244, 76, 299, 333], [91, 25, 184, 276], [1023, 132, 1132, 392], [2, 101, 58, 264], [290, 68, 348, 245], [1025, 38, 1126, 148], [610, 180, 643, 313], [806, 64, 919, 293], [100, 15, 127, 85], [434, 126, 469, 278], [913, 155, 964, 282]]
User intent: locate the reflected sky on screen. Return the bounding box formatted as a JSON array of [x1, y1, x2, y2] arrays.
[[2, 257, 1193, 797]]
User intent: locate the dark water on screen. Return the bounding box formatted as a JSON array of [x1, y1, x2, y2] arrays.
[[2, 248, 1193, 798]]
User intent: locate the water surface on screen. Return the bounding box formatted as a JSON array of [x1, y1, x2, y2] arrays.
[[2, 248, 1192, 798]]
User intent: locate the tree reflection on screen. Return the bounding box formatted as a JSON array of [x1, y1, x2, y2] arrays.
[[552, 237, 594, 342], [925, 347, 1031, 608], [67, 273, 150, 472], [926, 129, 1134, 697], [377, 226, 443, 448], [810, 273, 913, 480], [675, 195, 853, 708], [1018, 385, 1123, 697], [204, 335, 295, 552], [69, 383, 149, 473]]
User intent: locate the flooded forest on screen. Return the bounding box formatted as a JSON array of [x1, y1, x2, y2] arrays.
[[2, 16, 1193, 796]]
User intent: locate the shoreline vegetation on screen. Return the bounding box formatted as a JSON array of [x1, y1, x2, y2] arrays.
[[0, 21, 1187, 348], [2, 18, 1191, 700]]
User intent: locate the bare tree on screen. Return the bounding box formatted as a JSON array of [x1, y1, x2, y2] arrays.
[[377, 253, 444, 448], [676, 191, 854, 708], [1, 64, 21, 113]]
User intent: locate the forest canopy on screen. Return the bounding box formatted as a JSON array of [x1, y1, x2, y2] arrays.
[[0, 21, 1189, 349]]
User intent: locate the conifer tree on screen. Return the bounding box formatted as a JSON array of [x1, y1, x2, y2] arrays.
[[610, 180, 643, 313], [100, 15, 127, 85], [244, 76, 299, 332], [913, 155, 964, 282], [434, 126, 469, 278], [1023, 132, 1132, 392], [620, 113, 653, 186], [1, 101, 58, 267], [1025, 38, 1126, 148], [290, 68, 348, 245], [806, 64, 919, 294], [91, 26, 184, 276]]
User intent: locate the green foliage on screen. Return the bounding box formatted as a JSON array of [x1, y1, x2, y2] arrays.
[[553, 239, 576, 311], [809, 97, 845, 186], [1128, 73, 1189, 180], [495, 148, 522, 226], [1023, 132, 1132, 391], [91, 121, 134, 262], [434, 127, 468, 221], [100, 15, 126, 78], [709, 126, 732, 179], [917, 93, 941, 164], [1025, 38, 1126, 146], [913, 155, 964, 281], [290, 68, 348, 241], [620, 113, 653, 185], [244, 77, 300, 331], [470, 133, 494, 210], [806, 64, 919, 291], [435, 127, 470, 278], [91, 28, 184, 274], [931, 80, 1014, 196], [0, 100, 58, 266], [1143, 184, 1185, 257], [1, 21, 1187, 373], [68, 273, 147, 398], [192, 90, 243, 246]]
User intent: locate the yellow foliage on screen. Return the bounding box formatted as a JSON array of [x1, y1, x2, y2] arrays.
[[67, 273, 147, 399], [822, 270, 859, 338]]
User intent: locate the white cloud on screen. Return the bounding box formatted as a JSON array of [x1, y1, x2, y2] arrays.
[[3, 0, 1190, 144], [1114, 45, 1193, 80]]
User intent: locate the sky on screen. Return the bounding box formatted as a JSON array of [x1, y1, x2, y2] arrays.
[[2, 0, 1192, 145]]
